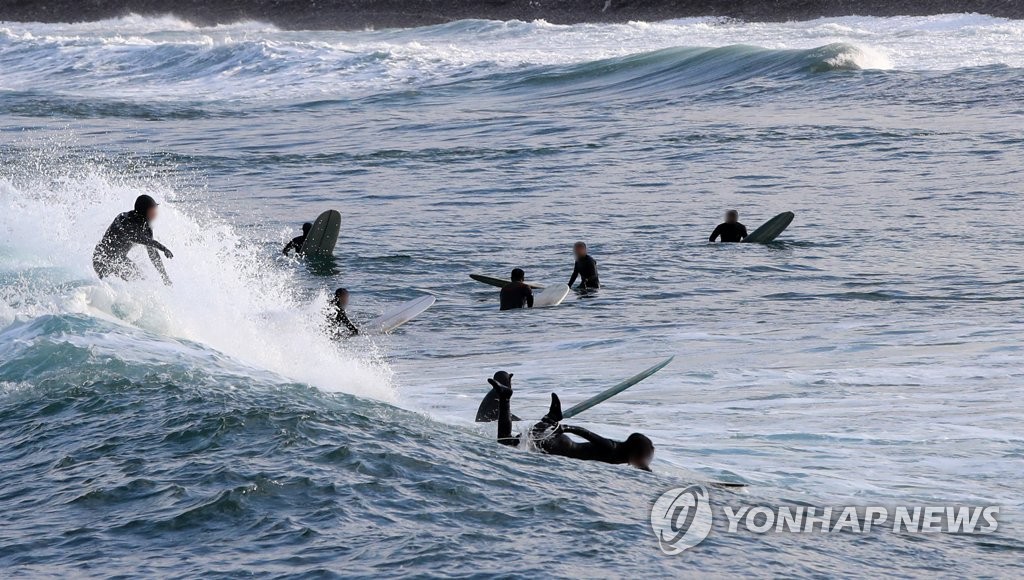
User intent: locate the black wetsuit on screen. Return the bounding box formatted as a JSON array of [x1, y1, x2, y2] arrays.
[[709, 222, 748, 243], [499, 282, 534, 311], [92, 210, 171, 284], [475, 387, 521, 422], [329, 306, 360, 337], [568, 255, 599, 290], [282, 235, 306, 255], [496, 392, 633, 467]]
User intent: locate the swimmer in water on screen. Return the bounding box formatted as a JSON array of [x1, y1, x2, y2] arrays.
[[709, 210, 747, 243], [568, 241, 600, 291], [499, 268, 534, 311], [283, 222, 313, 255], [475, 371, 521, 422]]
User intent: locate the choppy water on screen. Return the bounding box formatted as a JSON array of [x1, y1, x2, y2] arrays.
[[1, 13, 1022, 576]]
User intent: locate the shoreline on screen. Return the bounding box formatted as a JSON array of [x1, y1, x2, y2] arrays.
[[0, 1, 1021, 30]]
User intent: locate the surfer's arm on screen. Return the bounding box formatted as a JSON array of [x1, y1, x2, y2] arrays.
[[282, 237, 302, 255], [560, 425, 615, 453], [568, 264, 579, 287], [147, 247, 172, 286], [128, 223, 173, 255], [526, 288, 534, 308], [337, 310, 360, 336], [740, 225, 748, 239], [495, 389, 520, 447], [709, 224, 722, 242]]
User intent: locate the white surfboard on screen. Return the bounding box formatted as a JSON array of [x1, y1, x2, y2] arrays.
[[533, 284, 569, 307], [301, 210, 341, 256], [364, 294, 435, 334]]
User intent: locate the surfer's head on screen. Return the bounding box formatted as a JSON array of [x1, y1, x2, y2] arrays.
[[487, 371, 514, 399], [725, 210, 739, 223], [491, 371, 513, 388], [134, 195, 159, 221], [302, 222, 312, 235], [623, 433, 655, 471], [573, 241, 587, 259], [334, 288, 350, 308], [510, 268, 525, 282]]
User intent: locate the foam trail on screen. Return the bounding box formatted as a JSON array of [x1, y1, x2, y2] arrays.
[[0, 149, 394, 401]]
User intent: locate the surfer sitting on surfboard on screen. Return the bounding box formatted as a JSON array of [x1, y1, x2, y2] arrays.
[[282, 222, 312, 255], [488, 373, 655, 471], [709, 210, 748, 243], [92, 195, 174, 285], [499, 268, 534, 311], [327, 288, 360, 338], [568, 241, 600, 290]]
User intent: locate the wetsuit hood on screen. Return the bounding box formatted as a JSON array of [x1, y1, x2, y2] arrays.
[[134, 195, 158, 217], [488, 371, 513, 389]]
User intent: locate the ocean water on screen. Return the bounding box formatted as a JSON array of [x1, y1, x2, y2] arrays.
[[1, 13, 1023, 576]]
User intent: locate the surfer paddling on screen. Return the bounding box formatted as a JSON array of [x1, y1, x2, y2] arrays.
[[92, 195, 174, 285], [328, 288, 360, 338], [709, 210, 748, 243], [485, 372, 655, 471], [568, 241, 599, 291], [500, 268, 534, 311], [282, 222, 312, 255]]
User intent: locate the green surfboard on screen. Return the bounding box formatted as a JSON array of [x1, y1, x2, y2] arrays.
[[470, 274, 545, 290], [742, 211, 794, 244], [561, 356, 675, 419], [301, 210, 341, 257]]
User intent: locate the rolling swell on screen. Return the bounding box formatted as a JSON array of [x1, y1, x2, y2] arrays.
[[492, 43, 884, 100], [0, 314, 667, 576], [0, 20, 888, 119]]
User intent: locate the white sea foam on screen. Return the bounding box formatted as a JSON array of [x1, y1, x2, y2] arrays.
[[0, 149, 395, 401]]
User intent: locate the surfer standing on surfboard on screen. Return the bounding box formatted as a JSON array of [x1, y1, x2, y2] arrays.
[[92, 195, 174, 285], [568, 241, 600, 291], [282, 222, 312, 255], [709, 210, 748, 243], [499, 268, 534, 311], [487, 373, 655, 471], [327, 288, 360, 338]]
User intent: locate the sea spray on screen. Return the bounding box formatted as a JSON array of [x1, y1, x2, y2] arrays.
[[0, 149, 395, 401]]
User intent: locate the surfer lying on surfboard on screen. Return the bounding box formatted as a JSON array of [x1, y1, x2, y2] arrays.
[[709, 209, 748, 243], [487, 373, 655, 471], [327, 288, 360, 338]]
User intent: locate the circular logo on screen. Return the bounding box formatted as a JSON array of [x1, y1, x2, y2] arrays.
[[650, 485, 713, 554]]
